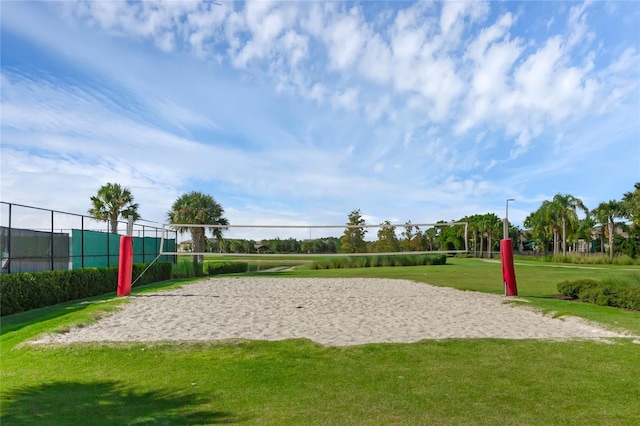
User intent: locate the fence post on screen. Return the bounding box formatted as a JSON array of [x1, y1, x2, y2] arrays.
[[50, 210, 54, 271], [81, 216, 85, 268], [7, 203, 11, 274], [106, 224, 110, 267]]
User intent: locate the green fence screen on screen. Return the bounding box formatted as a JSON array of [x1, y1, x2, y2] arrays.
[[71, 230, 175, 269]]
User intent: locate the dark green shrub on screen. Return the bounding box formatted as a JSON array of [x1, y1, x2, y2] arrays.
[[206, 261, 248, 275], [0, 262, 172, 316], [557, 279, 599, 299], [423, 254, 447, 265], [556, 278, 640, 311]]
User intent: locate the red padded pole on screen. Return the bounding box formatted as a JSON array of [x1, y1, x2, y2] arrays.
[[117, 236, 133, 297], [500, 239, 518, 296]]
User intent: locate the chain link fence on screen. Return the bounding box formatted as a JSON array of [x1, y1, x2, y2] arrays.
[[0, 202, 176, 274]]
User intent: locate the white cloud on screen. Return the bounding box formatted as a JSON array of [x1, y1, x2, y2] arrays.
[[565, 1, 593, 50], [323, 6, 368, 71], [440, 0, 489, 40], [332, 87, 359, 111], [2, 0, 638, 228]]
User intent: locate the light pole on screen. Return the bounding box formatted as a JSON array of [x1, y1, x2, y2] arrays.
[[504, 199, 515, 239]]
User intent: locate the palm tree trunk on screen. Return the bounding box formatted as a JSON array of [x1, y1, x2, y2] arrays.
[[488, 234, 493, 258], [110, 213, 118, 234], [562, 218, 567, 256], [608, 221, 615, 263], [473, 232, 477, 257]]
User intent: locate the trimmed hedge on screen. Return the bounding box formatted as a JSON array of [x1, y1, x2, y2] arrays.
[[556, 279, 600, 300], [557, 279, 640, 311], [311, 254, 447, 270], [0, 262, 173, 317], [206, 261, 249, 276]]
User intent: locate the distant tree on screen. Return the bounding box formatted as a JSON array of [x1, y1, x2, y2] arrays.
[[400, 221, 423, 251], [526, 200, 562, 254], [622, 182, 640, 227], [230, 240, 245, 253], [340, 209, 368, 253], [524, 206, 552, 254], [461, 214, 482, 256], [575, 214, 596, 253], [543, 200, 563, 255], [88, 182, 141, 234], [436, 222, 463, 251], [168, 191, 228, 276], [594, 200, 625, 263], [551, 193, 588, 256], [423, 227, 438, 251], [591, 206, 608, 256], [482, 213, 502, 256], [376, 221, 400, 253], [475, 216, 488, 257], [323, 237, 340, 253]]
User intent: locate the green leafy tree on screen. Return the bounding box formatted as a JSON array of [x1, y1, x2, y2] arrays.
[[88, 182, 140, 234], [376, 221, 400, 253], [524, 204, 555, 254], [168, 191, 229, 276], [340, 209, 367, 253], [436, 222, 463, 251], [526, 200, 562, 254], [400, 221, 424, 251]]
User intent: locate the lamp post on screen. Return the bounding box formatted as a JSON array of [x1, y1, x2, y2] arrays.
[[504, 199, 515, 239]]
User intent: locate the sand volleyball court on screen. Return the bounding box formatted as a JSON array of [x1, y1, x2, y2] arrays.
[[32, 277, 628, 346]]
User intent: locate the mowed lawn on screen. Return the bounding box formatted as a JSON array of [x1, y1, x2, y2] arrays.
[[2, 259, 640, 425]]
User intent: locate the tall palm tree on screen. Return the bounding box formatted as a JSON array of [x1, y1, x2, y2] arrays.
[[483, 213, 502, 257], [88, 183, 140, 234], [594, 200, 625, 263], [591, 205, 608, 255], [168, 191, 229, 275], [467, 215, 481, 256], [551, 194, 588, 256], [474, 216, 487, 258], [541, 200, 563, 254]]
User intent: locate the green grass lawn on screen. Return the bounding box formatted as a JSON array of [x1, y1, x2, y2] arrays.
[[2, 259, 640, 425]]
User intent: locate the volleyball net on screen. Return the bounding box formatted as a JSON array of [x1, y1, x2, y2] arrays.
[[157, 221, 469, 257]]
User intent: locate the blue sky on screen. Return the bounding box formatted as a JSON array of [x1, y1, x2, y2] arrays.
[[1, 0, 639, 231]]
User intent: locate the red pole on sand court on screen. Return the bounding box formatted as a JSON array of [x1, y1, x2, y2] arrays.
[[117, 236, 133, 297], [500, 239, 518, 296]]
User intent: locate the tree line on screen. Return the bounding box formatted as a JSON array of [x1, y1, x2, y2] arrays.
[[88, 182, 640, 268]]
